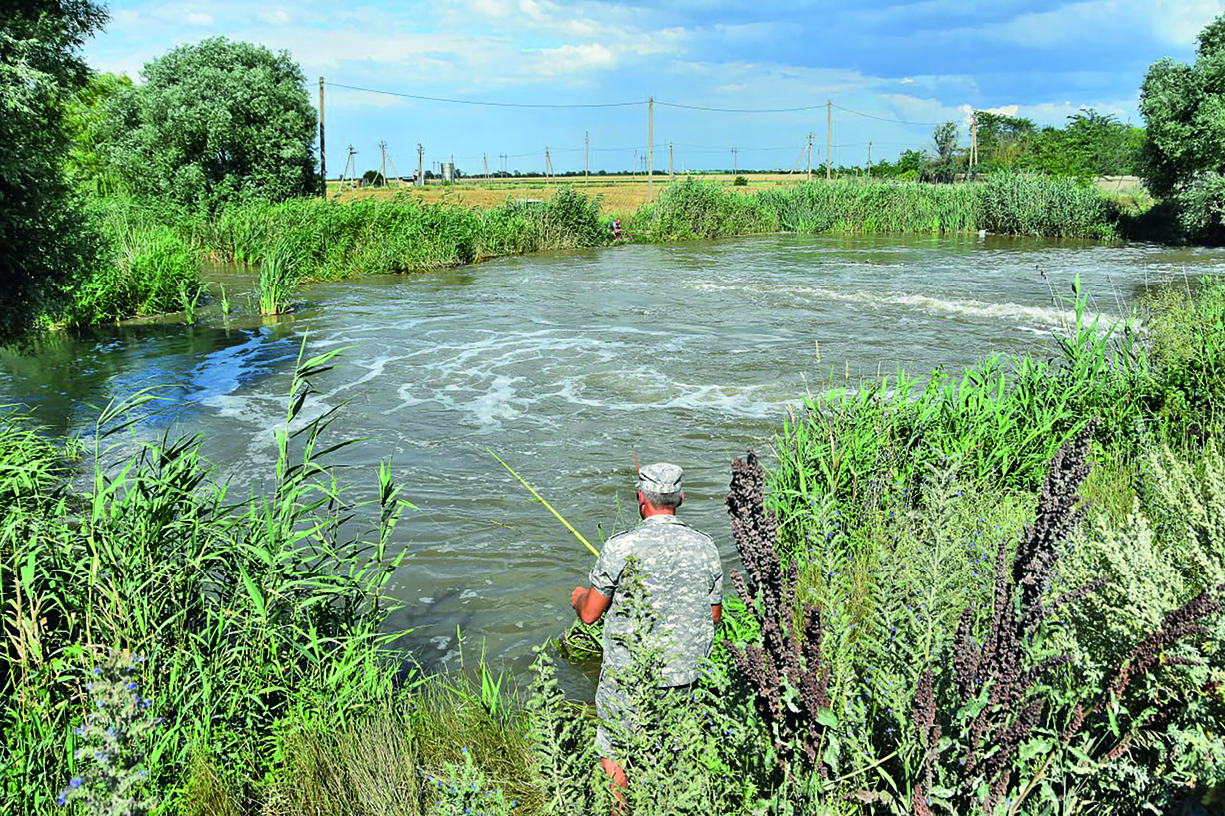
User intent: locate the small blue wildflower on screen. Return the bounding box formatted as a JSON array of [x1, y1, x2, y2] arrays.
[[70, 778, 82, 789], [57, 795, 66, 806], [125, 682, 137, 691]]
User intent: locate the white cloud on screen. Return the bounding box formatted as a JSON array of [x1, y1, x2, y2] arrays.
[[900, 77, 915, 84], [987, 0, 1224, 49], [186, 12, 213, 26], [535, 43, 617, 75], [256, 9, 291, 24]]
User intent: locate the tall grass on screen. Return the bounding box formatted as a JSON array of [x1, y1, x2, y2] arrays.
[[194, 187, 608, 281], [0, 346, 410, 813], [68, 204, 200, 325], [257, 237, 298, 315], [634, 174, 1121, 241]]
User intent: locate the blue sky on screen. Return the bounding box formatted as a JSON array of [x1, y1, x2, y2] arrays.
[[86, 0, 1222, 176]]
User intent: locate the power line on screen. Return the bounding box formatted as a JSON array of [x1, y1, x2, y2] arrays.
[[655, 100, 827, 113], [832, 104, 941, 127], [324, 81, 645, 109], [324, 80, 953, 126]]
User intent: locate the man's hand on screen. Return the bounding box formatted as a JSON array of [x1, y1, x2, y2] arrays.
[[571, 585, 586, 612]]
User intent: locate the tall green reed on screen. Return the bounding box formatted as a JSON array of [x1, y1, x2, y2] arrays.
[[257, 237, 299, 315], [1, 344, 411, 814]]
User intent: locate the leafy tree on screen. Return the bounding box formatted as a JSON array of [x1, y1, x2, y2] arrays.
[[105, 37, 320, 214], [1140, 14, 1225, 240], [975, 111, 1037, 170], [63, 71, 131, 196], [925, 121, 961, 182], [0, 0, 108, 342], [1140, 14, 1225, 198]]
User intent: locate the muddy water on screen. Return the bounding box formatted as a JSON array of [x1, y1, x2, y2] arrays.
[[2, 234, 1221, 683]]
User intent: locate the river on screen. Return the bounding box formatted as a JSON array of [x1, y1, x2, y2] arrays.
[[1, 233, 1220, 684]]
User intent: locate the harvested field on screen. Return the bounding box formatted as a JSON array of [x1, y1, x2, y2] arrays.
[[326, 174, 812, 213]]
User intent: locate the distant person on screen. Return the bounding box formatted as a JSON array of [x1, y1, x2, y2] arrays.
[[608, 218, 623, 239], [569, 463, 723, 805]]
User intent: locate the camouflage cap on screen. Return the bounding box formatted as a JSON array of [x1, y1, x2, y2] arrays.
[[638, 462, 683, 494]]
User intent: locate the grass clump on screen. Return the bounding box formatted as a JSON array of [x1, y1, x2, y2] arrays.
[[67, 204, 200, 325]]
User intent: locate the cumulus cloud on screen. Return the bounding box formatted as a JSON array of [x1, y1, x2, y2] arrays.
[[186, 12, 213, 26]]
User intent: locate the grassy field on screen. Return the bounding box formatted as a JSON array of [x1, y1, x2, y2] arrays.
[[327, 174, 830, 214]]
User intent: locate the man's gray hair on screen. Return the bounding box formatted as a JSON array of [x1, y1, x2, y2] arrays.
[[641, 489, 681, 509]]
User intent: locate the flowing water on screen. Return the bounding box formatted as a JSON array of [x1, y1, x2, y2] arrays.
[[2, 233, 1222, 685]]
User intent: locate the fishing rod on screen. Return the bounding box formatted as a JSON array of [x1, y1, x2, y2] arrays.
[[487, 448, 599, 557]]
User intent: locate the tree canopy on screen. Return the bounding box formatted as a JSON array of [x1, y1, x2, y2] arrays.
[[1139, 14, 1225, 197], [105, 37, 320, 213], [0, 0, 108, 342]]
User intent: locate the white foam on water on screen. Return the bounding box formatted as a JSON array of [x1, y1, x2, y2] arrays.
[[691, 280, 1103, 327]]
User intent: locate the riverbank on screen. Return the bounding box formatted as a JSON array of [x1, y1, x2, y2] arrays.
[[4, 276, 1222, 813], [195, 175, 1119, 282], [44, 174, 1125, 332]]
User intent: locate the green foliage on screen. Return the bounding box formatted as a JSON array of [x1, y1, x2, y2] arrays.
[[195, 187, 608, 280], [257, 237, 298, 315], [0, 346, 410, 814], [0, 0, 109, 342], [1138, 14, 1225, 241], [63, 72, 132, 197], [633, 176, 1119, 240], [68, 205, 200, 325], [978, 173, 1121, 238], [526, 646, 598, 813], [926, 121, 961, 183], [1014, 110, 1144, 178], [427, 746, 515, 815], [733, 175, 749, 186], [56, 653, 158, 816], [103, 37, 319, 214]]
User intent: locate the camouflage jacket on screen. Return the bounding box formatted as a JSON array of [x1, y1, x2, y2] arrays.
[[588, 514, 723, 686]]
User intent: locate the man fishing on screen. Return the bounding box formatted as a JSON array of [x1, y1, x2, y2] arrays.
[[569, 462, 723, 800]]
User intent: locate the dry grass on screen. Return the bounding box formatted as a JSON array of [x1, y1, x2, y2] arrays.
[[326, 175, 813, 213]]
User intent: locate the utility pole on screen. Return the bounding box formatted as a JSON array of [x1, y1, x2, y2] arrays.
[[632, 148, 637, 178], [648, 96, 654, 202], [483, 152, 489, 180], [545, 146, 552, 179], [340, 145, 357, 190], [669, 140, 673, 178], [806, 132, 813, 180], [318, 78, 326, 194], [826, 99, 832, 180], [585, 130, 589, 184], [868, 141, 872, 178], [417, 143, 424, 187], [970, 111, 978, 169], [379, 141, 388, 186], [732, 147, 737, 175]]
